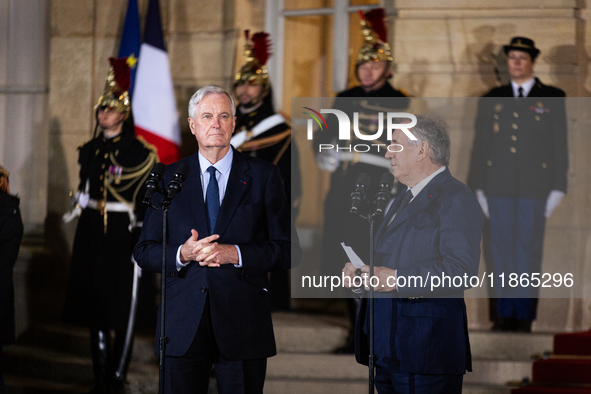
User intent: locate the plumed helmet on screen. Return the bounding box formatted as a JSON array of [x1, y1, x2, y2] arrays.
[[234, 30, 272, 91], [356, 8, 393, 66], [95, 57, 131, 114]]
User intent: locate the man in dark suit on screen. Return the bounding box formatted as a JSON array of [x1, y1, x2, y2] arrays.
[[343, 115, 483, 393], [315, 8, 410, 353], [468, 37, 568, 332], [134, 85, 299, 393]]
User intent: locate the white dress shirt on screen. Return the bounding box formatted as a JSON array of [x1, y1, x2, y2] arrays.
[[176, 148, 243, 270], [511, 77, 535, 98], [388, 166, 447, 225]]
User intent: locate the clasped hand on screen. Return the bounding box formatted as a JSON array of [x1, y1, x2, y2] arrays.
[[180, 229, 238, 268]]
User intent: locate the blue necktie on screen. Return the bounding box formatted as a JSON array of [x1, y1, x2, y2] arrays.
[[206, 166, 220, 233]]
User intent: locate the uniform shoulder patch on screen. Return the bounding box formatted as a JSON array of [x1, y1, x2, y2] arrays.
[[136, 135, 159, 154], [77, 138, 94, 150]]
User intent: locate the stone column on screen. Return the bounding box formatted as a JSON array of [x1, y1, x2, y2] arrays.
[[0, 0, 50, 234]]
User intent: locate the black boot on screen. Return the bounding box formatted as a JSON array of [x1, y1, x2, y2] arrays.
[[89, 329, 113, 394], [516, 319, 532, 333]]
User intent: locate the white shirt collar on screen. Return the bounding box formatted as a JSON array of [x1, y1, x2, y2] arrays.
[[408, 166, 446, 201], [511, 77, 535, 98], [198, 148, 233, 177]]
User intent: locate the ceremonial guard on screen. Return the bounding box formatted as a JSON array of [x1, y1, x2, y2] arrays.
[[0, 166, 23, 393], [314, 8, 409, 353], [468, 37, 568, 332], [62, 58, 158, 392], [232, 31, 302, 311]]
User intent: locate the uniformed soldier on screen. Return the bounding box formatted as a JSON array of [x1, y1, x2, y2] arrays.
[[232, 31, 302, 311], [468, 37, 568, 332], [62, 58, 158, 393], [0, 166, 23, 393], [314, 8, 410, 353]]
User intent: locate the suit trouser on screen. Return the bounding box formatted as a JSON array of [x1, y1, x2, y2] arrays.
[[375, 364, 463, 394], [488, 197, 546, 321], [164, 297, 267, 394]]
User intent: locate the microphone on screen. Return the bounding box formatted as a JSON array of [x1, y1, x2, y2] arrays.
[[162, 162, 190, 206], [375, 172, 394, 216], [350, 173, 371, 214], [143, 163, 166, 207]]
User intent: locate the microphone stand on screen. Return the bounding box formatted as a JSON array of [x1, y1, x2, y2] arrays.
[[143, 184, 170, 394], [352, 202, 385, 394], [158, 205, 169, 394], [156, 194, 180, 394]]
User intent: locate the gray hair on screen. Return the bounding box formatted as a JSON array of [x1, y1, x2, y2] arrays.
[[188, 85, 236, 119], [407, 114, 451, 167]]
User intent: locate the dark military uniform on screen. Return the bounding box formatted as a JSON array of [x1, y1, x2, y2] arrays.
[[235, 99, 301, 218], [469, 78, 567, 199], [63, 125, 157, 329], [234, 99, 302, 311], [0, 187, 23, 392], [468, 78, 568, 326], [316, 82, 409, 277]]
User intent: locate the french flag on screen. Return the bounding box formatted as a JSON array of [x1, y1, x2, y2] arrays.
[[117, 0, 140, 97], [132, 0, 181, 164]]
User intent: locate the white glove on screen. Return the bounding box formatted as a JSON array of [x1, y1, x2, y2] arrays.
[[475, 189, 489, 219], [76, 191, 90, 208], [315, 149, 340, 172], [62, 206, 81, 223], [62, 191, 90, 223], [545, 190, 565, 218]]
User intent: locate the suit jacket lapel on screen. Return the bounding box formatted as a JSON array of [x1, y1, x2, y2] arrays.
[[528, 78, 544, 97], [214, 149, 251, 237], [182, 153, 209, 236], [375, 188, 406, 242], [379, 169, 450, 241]]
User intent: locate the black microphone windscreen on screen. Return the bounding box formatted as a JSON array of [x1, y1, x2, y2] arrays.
[[380, 172, 394, 187], [175, 162, 190, 178], [152, 162, 166, 177], [356, 172, 371, 189]]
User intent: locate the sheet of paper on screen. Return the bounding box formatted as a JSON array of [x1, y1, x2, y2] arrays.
[[341, 242, 366, 269]]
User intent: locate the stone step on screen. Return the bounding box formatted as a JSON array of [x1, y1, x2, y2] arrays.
[[5, 362, 161, 394], [264, 380, 512, 394], [6, 313, 544, 391], [272, 312, 348, 353], [267, 352, 533, 387], [17, 324, 157, 363], [3, 345, 93, 385], [462, 384, 514, 394], [469, 330, 554, 361], [468, 359, 532, 385], [4, 373, 88, 393], [272, 312, 555, 361]]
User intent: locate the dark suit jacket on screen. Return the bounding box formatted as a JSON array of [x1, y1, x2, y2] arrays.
[[0, 191, 23, 345], [134, 148, 300, 359], [355, 169, 483, 375], [468, 78, 568, 199]]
